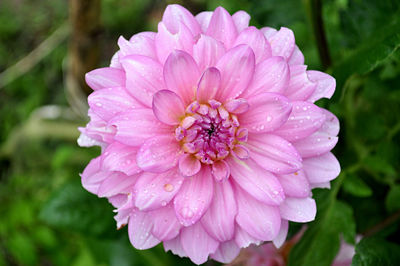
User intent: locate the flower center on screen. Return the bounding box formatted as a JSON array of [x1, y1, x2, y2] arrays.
[[175, 100, 248, 164]]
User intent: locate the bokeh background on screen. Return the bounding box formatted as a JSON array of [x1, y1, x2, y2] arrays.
[[1, 0, 400, 265]]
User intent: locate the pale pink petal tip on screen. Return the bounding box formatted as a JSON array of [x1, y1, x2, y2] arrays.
[[79, 3, 340, 265]]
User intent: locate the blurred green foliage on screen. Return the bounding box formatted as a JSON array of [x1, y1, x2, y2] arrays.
[[1, 0, 400, 265]]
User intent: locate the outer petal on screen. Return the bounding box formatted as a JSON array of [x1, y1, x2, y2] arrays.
[[134, 168, 184, 211], [267, 27, 295, 59], [234, 26, 272, 63], [273, 219, 288, 248], [274, 101, 326, 141], [227, 157, 285, 205], [206, 7, 238, 49], [85, 67, 125, 91], [117, 34, 156, 59], [320, 109, 340, 136], [81, 156, 109, 194], [195, 11, 212, 33], [180, 222, 219, 265], [150, 203, 182, 241], [162, 4, 201, 36], [174, 167, 213, 226], [293, 131, 338, 158], [215, 45, 255, 101], [307, 70, 336, 102], [164, 236, 186, 257], [193, 35, 226, 71], [235, 185, 281, 241], [121, 55, 165, 107], [232, 11, 250, 32], [88, 87, 141, 121], [136, 135, 181, 173], [155, 22, 194, 64], [247, 133, 302, 174], [201, 180, 237, 242], [234, 225, 262, 248], [288, 45, 304, 65], [280, 197, 316, 222], [243, 56, 290, 97], [196, 67, 221, 103], [128, 210, 160, 249], [101, 142, 142, 176], [110, 109, 171, 147], [303, 152, 341, 184], [164, 50, 200, 105], [211, 240, 240, 264], [285, 65, 317, 101], [278, 170, 311, 198], [97, 172, 138, 197], [239, 92, 291, 133], [80, 110, 116, 144], [152, 90, 185, 125]]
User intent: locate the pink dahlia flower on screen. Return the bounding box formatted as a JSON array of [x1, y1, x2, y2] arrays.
[[78, 4, 340, 265]]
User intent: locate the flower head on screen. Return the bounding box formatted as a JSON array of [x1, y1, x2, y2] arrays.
[[79, 4, 340, 264]]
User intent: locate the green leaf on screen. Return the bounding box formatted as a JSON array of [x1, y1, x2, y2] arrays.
[[363, 155, 396, 176], [352, 237, 400, 265], [332, 12, 400, 97], [343, 174, 373, 197], [386, 185, 400, 213], [288, 189, 356, 266], [40, 181, 116, 236]]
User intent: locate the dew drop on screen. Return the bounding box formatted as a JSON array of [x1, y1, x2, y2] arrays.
[[163, 183, 174, 192]]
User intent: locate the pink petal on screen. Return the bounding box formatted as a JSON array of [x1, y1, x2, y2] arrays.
[[110, 51, 121, 68], [101, 142, 141, 176], [206, 7, 238, 49], [80, 110, 116, 144], [164, 50, 200, 105], [311, 182, 331, 189], [227, 157, 285, 205], [193, 35, 226, 71], [274, 101, 326, 141], [150, 203, 182, 241], [195, 11, 212, 33], [134, 168, 184, 211], [88, 87, 141, 121], [246, 133, 302, 174], [85, 67, 125, 91], [155, 22, 194, 64], [201, 180, 237, 241], [173, 167, 213, 226], [232, 11, 250, 32], [178, 153, 201, 177], [97, 172, 138, 197], [108, 194, 128, 208], [285, 65, 317, 101], [280, 197, 316, 222], [215, 45, 255, 101], [211, 160, 230, 181], [196, 67, 221, 103], [211, 240, 240, 264], [136, 135, 181, 173], [307, 70, 336, 102], [180, 222, 219, 265], [110, 109, 171, 147], [243, 56, 290, 97], [117, 34, 156, 59], [320, 109, 340, 136], [293, 131, 338, 158], [267, 27, 295, 59], [164, 236, 186, 257], [278, 170, 311, 198], [273, 219, 288, 248], [80, 156, 109, 194], [152, 90, 185, 125], [235, 185, 281, 241], [234, 26, 272, 63], [234, 225, 262, 248], [128, 210, 160, 249], [288, 45, 304, 65], [162, 4, 201, 36], [224, 98, 249, 114], [261, 26, 277, 39], [239, 92, 291, 133], [121, 55, 165, 107], [303, 152, 340, 183]]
